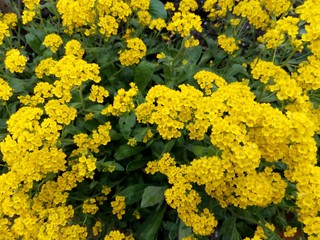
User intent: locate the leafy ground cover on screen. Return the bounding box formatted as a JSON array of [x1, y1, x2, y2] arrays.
[[0, 0, 319, 239]]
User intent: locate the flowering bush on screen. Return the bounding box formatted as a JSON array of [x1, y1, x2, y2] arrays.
[[0, 0, 319, 239]]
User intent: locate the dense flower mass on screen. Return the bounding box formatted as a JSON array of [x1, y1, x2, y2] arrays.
[[217, 34, 239, 54], [0, 0, 320, 239], [43, 33, 63, 53], [0, 12, 17, 45], [4, 49, 28, 73], [0, 78, 13, 101], [119, 38, 147, 66]]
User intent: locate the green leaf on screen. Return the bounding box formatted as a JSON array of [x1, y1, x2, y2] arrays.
[[141, 186, 167, 208], [119, 112, 136, 138], [109, 129, 122, 141], [0, 119, 7, 130], [0, 133, 7, 141], [150, 140, 165, 158], [84, 104, 105, 113], [126, 157, 147, 172], [225, 64, 249, 78], [59, 139, 74, 148], [61, 125, 81, 138], [149, 0, 167, 20], [198, 49, 213, 67], [114, 145, 144, 160], [118, 184, 146, 205], [162, 221, 179, 239], [134, 61, 156, 92], [178, 220, 192, 240], [89, 181, 99, 189], [257, 92, 278, 103], [132, 127, 148, 142], [84, 120, 99, 132], [220, 217, 242, 240], [185, 45, 202, 64], [137, 204, 167, 240], [163, 140, 176, 154], [7, 77, 37, 93], [96, 161, 124, 172], [25, 33, 43, 55], [42, 2, 59, 16], [186, 144, 207, 157]]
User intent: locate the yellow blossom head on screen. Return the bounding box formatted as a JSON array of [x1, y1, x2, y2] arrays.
[[4, 49, 28, 73], [43, 33, 63, 53]]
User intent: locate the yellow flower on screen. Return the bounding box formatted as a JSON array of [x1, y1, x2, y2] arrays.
[[217, 34, 239, 54], [178, 0, 198, 13], [102, 83, 138, 116], [92, 221, 102, 236], [156, 52, 166, 59], [84, 113, 94, 121], [23, 0, 40, 10], [164, 2, 175, 11], [4, 49, 28, 73], [35, 57, 57, 78], [82, 198, 99, 214], [98, 15, 119, 37], [89, 85, 109, 103], [111, 196, 126, 219], [230, 18, 241, 26], [127, 138, 137, 146], [143, 129, 153, 143], [194, 70, 227, 95], [233, 0, 271, 30], [0, 78, 13, 101], [64, 39, 85, 58], [104, 230, 126, 240], [167, 11, 202, 37], [108, 164, 116, 173], [130, 0, 150, 11], [102, 186, 111, 196], [43, 33, 63, 53], [203, 0, 234, 18], [283, 226, 297, 237], [0, 21, 10, 45], [44, 100, 77, 125], [21, 10, 36, 25], [3, 12, 18, 28], [149, 18, 166, 31], [133, 210, 140, 219], [184, 36, 199, 48], [119, 38, 147, 66], [138, 11, 151, 26]]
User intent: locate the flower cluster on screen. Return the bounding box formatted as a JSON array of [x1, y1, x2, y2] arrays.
[[166, 11, 202, 38], [4, 49, 28, 73], [258, 17, 302, 50], [251, 59, 302, 100], [102, 82, 138, 116], [0, 77, 13, 101], [146, 153, 218, 235], [57, 0, 132, 35], [0, 0, 320, 239], [139, 65, 319, 235], [111, 196, 126, 220], [43, 33, 63, 53], [194, 70, 227, 95], [21, 0, 40, 24], [217, 34, 239, 54], [89, 85, 109, 103], [0, 12, 17, 45], [119, 38, 147, 66], [73, 122, 112, 154], [82, 198, 99, 215]]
